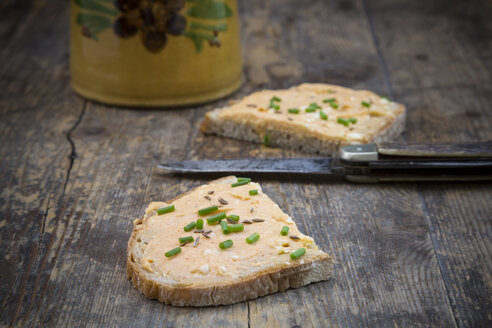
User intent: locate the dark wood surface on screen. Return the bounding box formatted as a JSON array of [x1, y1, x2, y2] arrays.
[[1, 0, 491, 327]]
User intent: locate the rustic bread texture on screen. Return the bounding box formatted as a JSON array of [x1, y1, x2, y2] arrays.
[[201, 83, 406, 155], [126, 177, 333, 306]]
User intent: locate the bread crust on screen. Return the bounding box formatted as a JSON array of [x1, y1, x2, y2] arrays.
[[126, 177, 333, 306]]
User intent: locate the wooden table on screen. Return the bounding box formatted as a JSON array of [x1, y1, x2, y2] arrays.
[[1, 0, 491, 327]]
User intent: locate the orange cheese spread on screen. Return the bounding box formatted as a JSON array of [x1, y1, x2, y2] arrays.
[[133, 177, 325, 286], [217, 83, 405, 143]]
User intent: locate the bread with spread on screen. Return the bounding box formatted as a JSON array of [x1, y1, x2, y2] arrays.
[[126, 176, 333, 306], [201, 83, 406, 155]]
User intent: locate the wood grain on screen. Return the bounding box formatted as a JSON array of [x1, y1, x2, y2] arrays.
[[366, 0, 492, 326], [0, 0, 85, 326], [1, 0, 491, 327]]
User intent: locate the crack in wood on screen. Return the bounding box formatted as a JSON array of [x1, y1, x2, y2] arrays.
[[40, 197, 51, 235], [63, 102, 87, 196]]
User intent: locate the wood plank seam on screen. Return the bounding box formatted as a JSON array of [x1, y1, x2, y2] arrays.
[[361, 0, 395, 100], [247, 301, 251, 328], [417, 184, 459, 328]]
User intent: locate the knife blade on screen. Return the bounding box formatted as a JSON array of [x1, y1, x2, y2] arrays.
[[157, 142, 492, 182]]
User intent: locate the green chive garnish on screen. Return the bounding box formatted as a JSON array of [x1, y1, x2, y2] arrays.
[[246, 232, 260, 244], [232, 180, 249, 187], [178, 236, 194, 244], [271, 96, 281, 102], [219, 239, 233, 249], [249, 190, 258, 195], [263, 134, 269, 146], [337, 118, 350, 126], [198, 205, 218, 216], [281, 226, 289, 236], [361, 101, 371, 108], [157, 205, 175, 215], [220, 221, 230, 234], [229, 223, 244, 232], [288, 108, 299, 114], [319, 111, 328, 120], [323, 98, 336, 103], [330, 102, 338, 109], [305, 107, 316, 113], [237, 177, 251, 183], [228, 214, 239, 221], [381, 96, 391, 101], [197, 219, 204, 230], [184, 221, 197, 232], [349, 117, 357, 124], [165, 247, 181, 257], [311, 102, 321, 109], [270, 103, 280, 110], [206, 212, 226, 225], [290, 248, 306, 260]]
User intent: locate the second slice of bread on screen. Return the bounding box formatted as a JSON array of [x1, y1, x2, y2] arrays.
[[201, 83, 406, 155]]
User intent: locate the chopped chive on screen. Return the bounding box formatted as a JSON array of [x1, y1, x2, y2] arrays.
[[281, 226, 289, 236], [381, 96, 391, 101], [270, 103, 280, 110], [229, 223, 244, 232], [232, 180, 250, 187], [263, 134, 269, 147], [249, 190, 258, 195], [196, 219, 204, 230], [305, 107, 316, 113], [361, 101, 371, 108], [288, 108, 300, 114], [206, 212, 226, 225], [271, 96, 281, 102], [319, 111, 328, 120], [220, 221, 230, 234], [323, 98, 336, 103], [219, 239, 233, 249], [165, 247, 181, 257], [337, 118, 350, 126], [184, 221, 197, 232], [237, 177, 251, 183], [178, 236, 194, 244], [310, 102, 321, 109], [329, 102, 338, 109], [290, 248, 306, 260], [349, 117, 357, 124], [246, 232, 260, 244], [228, 214, 239, 221], [198, 205, 218, 216], [157, 205, 175, 215]]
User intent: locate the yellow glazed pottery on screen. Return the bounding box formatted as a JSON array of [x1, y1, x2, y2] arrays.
[[70, 0, 242, 106]]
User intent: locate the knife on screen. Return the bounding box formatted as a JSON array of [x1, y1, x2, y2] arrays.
[[157, 142, 492, 182]]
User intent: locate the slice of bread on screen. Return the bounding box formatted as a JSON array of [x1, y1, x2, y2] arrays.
[[201, 83, 406, 155], [127, 176, 333, 306]]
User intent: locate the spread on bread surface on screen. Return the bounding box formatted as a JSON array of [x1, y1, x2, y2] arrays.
[[132, 178, 324, 286], [214, 83, 404, 143]]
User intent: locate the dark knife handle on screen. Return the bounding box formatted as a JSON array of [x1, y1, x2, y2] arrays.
[[377, 141, 492, 158], [339, 142, 492, 182]]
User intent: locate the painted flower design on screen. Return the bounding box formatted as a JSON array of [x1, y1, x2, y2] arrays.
[[74, 0, 233, 53]]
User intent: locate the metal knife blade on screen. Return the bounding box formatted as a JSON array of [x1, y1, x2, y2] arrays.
[[157, 157, 340, 175], [157, 143, 492, 182]]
